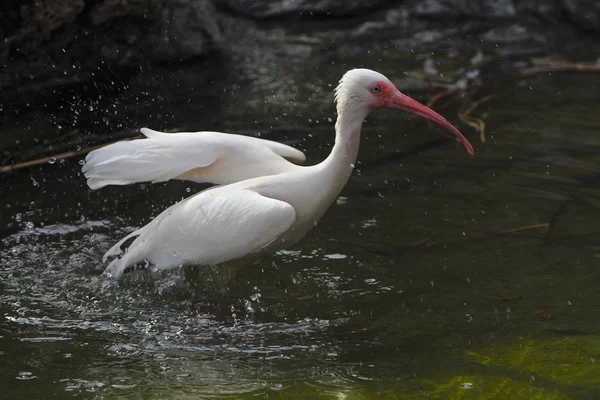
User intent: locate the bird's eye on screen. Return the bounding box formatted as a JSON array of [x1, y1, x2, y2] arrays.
[[372, 86, 381, 93]]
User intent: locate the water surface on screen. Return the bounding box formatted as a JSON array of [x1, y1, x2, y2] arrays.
[[2, 21, 600, 399]]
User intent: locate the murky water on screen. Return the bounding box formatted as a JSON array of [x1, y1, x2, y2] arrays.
[[2, 17, 600, 399]]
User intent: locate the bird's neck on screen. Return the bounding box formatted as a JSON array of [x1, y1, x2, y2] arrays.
[[274, 101, 368, 228], [320, 101, 370, 190]]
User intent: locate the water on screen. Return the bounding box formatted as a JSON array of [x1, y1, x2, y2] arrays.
[[2, 19, 600, 399]]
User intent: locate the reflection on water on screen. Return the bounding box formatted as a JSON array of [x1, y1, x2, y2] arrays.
[[2, 21, 600, 399]]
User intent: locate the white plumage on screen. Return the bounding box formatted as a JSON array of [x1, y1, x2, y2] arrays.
[[83, 128, 305, 190], [103, 188, 296, 276], [87, 69, 473, 278]]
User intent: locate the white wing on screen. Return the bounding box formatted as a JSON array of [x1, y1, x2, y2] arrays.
[[83, 128, 306, 190], [103, 189, 296, 278]]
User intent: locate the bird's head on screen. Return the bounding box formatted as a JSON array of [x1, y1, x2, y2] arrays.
[[335, 69, 474, 155]]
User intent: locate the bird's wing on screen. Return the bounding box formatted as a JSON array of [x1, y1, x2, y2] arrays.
[[83, 128, 305, 190], [237, 133, 306, 164], [103, 189, 296, 278]]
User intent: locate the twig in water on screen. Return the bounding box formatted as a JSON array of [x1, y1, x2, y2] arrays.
[[521, 58, 600, 75], [0, 126, 185, 174], [426, 89, 453, 109], [0, 140, 133, 173], [410, 222, 549, 249], [457, 95, 497, 143], [426, 89, 453, 130], [499, 223, 549, 234], [411, 237, 435, 247], [426, 87, 494, 143]]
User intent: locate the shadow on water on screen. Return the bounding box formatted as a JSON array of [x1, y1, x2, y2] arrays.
[[3, 19, 600, 400]]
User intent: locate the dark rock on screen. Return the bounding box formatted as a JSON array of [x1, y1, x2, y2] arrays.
[[89, 0, 159, 26], [562, 0, 600, 32], [218, 0, 396, 18], [412, 0, 515, 18], [514, 0, 565, 25], [147, 0, 221, 62], [0, 0, 221, 106], [0, 0, 85, 65]]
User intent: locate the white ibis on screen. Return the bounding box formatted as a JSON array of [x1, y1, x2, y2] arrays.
[[93, 69, 474, 278]]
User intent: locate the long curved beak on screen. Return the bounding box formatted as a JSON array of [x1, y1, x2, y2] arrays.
[[391, 92, 474, 155]]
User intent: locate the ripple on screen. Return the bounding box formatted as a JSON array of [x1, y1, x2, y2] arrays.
[[16, 372, 37, 381], [19, 336, 71, 342]]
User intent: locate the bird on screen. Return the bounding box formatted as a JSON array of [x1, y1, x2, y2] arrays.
[[91, 69, 474, 278], [82, 128, 306, 190]]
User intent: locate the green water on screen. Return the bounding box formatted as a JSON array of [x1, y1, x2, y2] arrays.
[[2, 19, 600, 399]]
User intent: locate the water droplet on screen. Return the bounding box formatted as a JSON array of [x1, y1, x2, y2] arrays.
[[48, 157, 57, 164], [186, 188, 191, 193], [16, 371, 36, 380], [89, 106, 94, 111]]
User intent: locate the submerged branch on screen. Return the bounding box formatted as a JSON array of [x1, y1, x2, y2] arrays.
[[426, 87, 494, 143], [500, 223, 550, 234], [412, 222, 549, 248], [521, 58, 600, 75], [0, 142, 117, 173]]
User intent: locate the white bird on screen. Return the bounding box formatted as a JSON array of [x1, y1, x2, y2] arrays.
[[82, 128, 306, 190], [94, 69, 474, 278]]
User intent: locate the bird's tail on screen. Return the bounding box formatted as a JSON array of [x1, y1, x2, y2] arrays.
[[102, 227, 146, 278], [102, 227, 143, 262], [103, 254, 141, 279], [103, 257, 126, 279]]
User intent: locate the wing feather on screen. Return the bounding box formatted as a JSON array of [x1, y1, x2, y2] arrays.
[[83, 128, 305, 190], [103, 189, 296, 278]]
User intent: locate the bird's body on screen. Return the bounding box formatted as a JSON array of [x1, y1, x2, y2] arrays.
[[103, 137, 359, 276], [89, 69, 474, 278]]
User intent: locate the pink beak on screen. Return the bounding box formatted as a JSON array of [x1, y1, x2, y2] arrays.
[[391, 92, 474, 155]]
